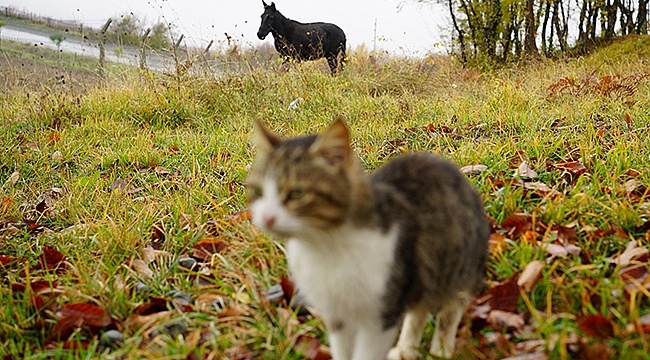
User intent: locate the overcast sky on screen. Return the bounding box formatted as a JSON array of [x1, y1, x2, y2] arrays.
[[1, 0, 448, 55]]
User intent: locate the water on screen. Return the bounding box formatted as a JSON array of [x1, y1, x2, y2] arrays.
[[1, 25, 176, 72]]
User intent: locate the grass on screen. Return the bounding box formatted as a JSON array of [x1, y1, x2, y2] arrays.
[[1, 35, 650, 359]]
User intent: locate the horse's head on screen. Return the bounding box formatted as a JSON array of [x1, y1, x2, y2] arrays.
[[257, 1, 277, 40]]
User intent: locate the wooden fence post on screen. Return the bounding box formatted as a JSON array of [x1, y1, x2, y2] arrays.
[[98, 19, 112, 76], [139, 28, 151, 70]]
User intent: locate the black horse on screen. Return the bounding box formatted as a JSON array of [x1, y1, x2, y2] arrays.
[[257, 1, 346, 75]]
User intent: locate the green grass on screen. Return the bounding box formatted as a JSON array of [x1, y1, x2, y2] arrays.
[[1, 36, 650, 359]]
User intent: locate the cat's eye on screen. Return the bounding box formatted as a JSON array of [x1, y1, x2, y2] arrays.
[[286, 188, 306, 201]]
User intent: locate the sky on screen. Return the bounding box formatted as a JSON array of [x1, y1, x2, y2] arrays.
[[1, 0, 448, 55]]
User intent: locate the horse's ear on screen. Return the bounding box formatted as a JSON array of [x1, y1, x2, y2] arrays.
[[270, 2, 276, 10], [309, 117, 351, 166], [262, 0, 269, 8], [253, 120, 280, 154]]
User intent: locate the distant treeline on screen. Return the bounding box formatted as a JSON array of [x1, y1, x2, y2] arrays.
[[422, 0, 648, 63]]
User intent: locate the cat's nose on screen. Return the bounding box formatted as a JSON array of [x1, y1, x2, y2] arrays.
[[263, 214, 276, 228]]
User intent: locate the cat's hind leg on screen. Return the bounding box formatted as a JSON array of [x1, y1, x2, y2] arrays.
[[429, 294, 470, 358], [386, 306, 429, 360]]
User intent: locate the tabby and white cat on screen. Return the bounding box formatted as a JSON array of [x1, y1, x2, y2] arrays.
[[246, 119, 489, 360]]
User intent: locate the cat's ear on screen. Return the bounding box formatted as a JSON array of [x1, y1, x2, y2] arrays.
[[309, 118, 351, 166], [253, 120, 281, 154]]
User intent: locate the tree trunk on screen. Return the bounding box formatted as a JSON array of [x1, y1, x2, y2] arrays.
[[637, 0, 649, 33], [524, 0, 539, 56]]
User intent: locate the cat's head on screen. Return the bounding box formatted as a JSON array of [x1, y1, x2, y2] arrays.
[[246, 119, 358, 237]]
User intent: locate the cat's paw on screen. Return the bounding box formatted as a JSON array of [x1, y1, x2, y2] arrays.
[[386, 346, 421, 360]]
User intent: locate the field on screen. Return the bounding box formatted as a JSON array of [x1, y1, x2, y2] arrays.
[[1, 35, 650, 359]]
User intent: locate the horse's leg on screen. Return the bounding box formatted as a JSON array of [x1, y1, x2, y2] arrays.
[[326, 55, 339, 75]]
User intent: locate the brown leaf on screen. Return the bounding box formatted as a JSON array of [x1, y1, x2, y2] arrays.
[[123, 311, 174, 332], [133, 297, 171, 315], [218, 304, 251, 319], [554, 161, 588, 177], [130, 259, 154, 278], [224, 344, 256, 360], [488, 232, 506, 251], [49, 303, 111, 341], [0, 196, 14, 216], [577, 315, 615, 339], [62, 303, 111, 327], [37, 246, 67, 273], [576, 340, 611, 360], [228, 209, 252, 224], [501, 213, 535, 238], [624, 113, 633, 124], [0, 254, 26, 267], [295, 335, 332, 360], [517, 260, 544, 292], [192, 237, 227, 262], [625, 168, 640, 177]]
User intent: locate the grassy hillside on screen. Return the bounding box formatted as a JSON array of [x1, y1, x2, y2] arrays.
[[1, 36, 650, 359]]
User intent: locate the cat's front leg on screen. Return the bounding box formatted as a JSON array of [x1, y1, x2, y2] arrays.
[[350, 324, 398, 360], [327, 319, 355, 360]]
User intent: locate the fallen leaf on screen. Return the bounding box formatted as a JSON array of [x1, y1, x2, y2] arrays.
[[609, 241, 649, 266], [295, 335, 332, 360], [624, 113, 633, 124], [545, 243, 568, 258], [4, 171, 20, 187], [487, 309, 525, 331], [218, 304, 251, 319], [460, 164, 488, 175], [523, 181, 561, 198], [133, 297, 171, 315], [576, 340, 611, 360], [49, 303, 111, 341], [0, 254, 26, 267], [501, 351, 548, 360], [514, 161, 538, 179], [228, 209, 252, 224], [130, 259, 154, 278], [517, 260, 544, 292], [555, 161, 588, 177], [0, 196, 13, 216], [488, 232, 506, 251], [37, 246, 67, 273], [123, 311, 174, 332], [153, 166, 170, 175], [192, 237, 227, 262], [577, 314, 615, 339], [224, 344, 256, 360], [110, 179, 144, 195], [51, 150, 63, 161]]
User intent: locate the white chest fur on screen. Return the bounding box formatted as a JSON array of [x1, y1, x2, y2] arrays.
[[285, 224, 399, 325]]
